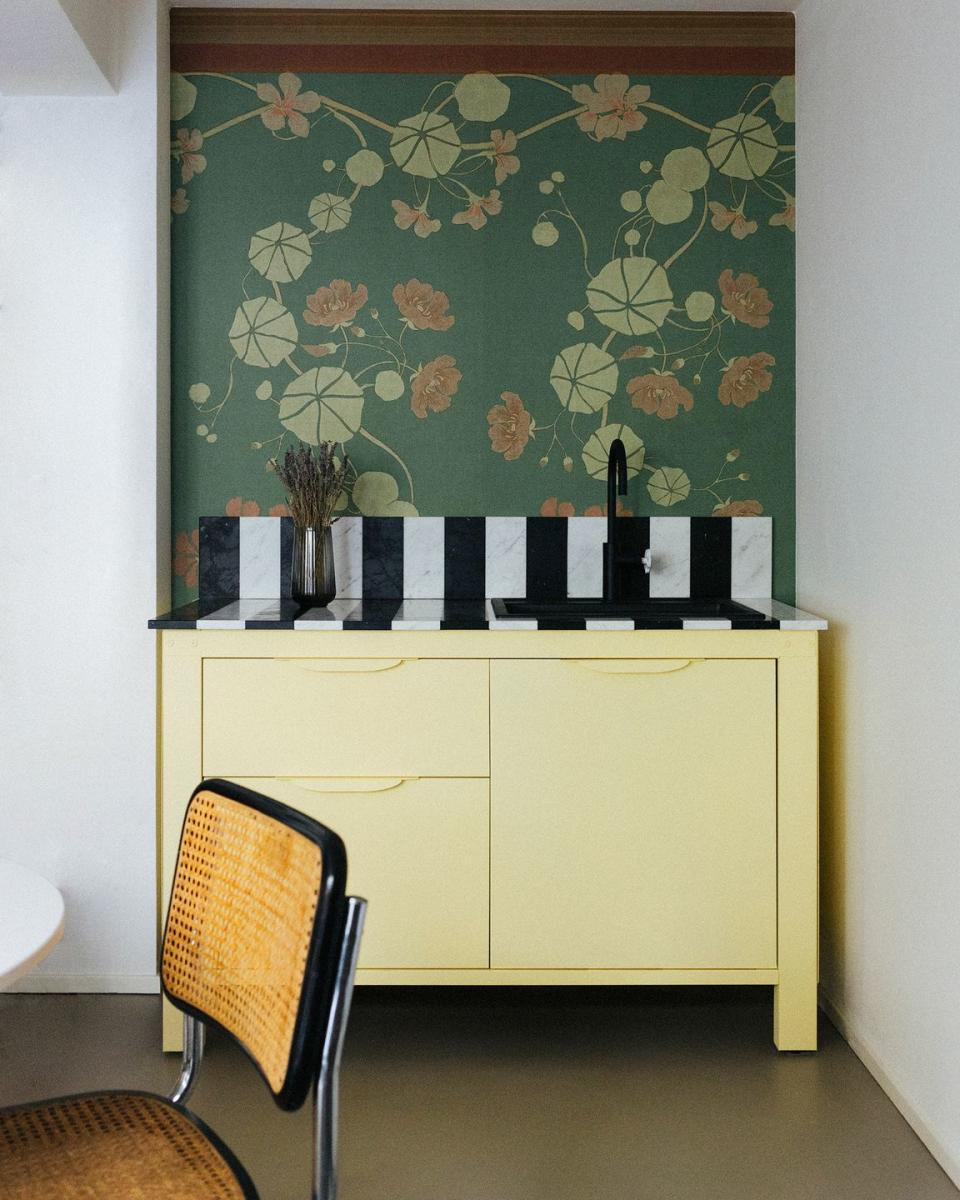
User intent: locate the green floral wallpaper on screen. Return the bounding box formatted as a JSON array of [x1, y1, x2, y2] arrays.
[[170, 68, 796, 604]]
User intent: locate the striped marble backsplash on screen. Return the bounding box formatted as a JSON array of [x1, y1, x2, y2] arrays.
[[199, 515, 772, 602]]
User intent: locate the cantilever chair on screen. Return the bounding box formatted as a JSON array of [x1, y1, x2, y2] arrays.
[[0, 779, 367, 1200]]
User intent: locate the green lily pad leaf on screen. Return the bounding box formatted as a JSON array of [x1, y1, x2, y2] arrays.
[[771, 76, 795, 123], [308, 192, 352, 233], [660, 146, 710, 191], [685, 291, 716, 323], [707, 114, 779, 180], [646, 466, 691, 507], [345, 148, 384, 187], [248, 221, 312, 282], [352, 471, 418, 516], [453, 73, 510, 122], [170, 73, 197, 121], [645, 180, 693, 225], [390, 112, 461, 179], [228, 297, 299, 368], [581, 424, 645, 480], [278, 366, 364, 444], [586, 257, 673, 336], [549, 343, 619, 413], [374, 370, 405, 401]]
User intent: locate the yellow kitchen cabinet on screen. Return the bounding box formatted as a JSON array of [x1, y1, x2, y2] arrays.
[[489, 658, 776, 970], [157, 629, 818, 1053], [224, 777, 489, 971]]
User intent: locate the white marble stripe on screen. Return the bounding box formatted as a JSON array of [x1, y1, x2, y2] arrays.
[[238, 517, 282, 597], [392, 598, 445, 629], [730, 517, 772, 598], [649, 517, 690, 598], [566, 518, 606, 598], [198, 599, 276, 629], [682, 618, 733, 630], [402, 517, 444, 598], [483, 599, 537, 630], [484, 517, 527, 598], [749, 598, 827, 629], [585, 619, 635, 631], [331, 516, 362, 598], [293, 598, 362, 629]]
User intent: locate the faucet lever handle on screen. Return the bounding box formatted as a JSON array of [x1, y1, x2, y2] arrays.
[[642, 547, 652, 575]]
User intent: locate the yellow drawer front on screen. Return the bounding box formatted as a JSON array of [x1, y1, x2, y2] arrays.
[[225, 777, 489, 969], [203, 657, 489, 777], [490, 658, 777, 970]]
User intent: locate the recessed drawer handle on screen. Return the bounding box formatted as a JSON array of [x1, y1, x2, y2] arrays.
[[277, 657, 412, 674], [568, 659, 702, 676], [278, 777, 418, 793]]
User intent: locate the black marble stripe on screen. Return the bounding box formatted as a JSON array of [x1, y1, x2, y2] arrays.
[[443, 518, 486, 600], [362, 519, 404, 598], [279, 517, 294, 598], [199, 517, 239, 603], [525, 517, 568, 599], [616, 516, 651, 601], [440, 599, 489, 629], [689, 518, 732, 598], [345, 599, 401, 629]]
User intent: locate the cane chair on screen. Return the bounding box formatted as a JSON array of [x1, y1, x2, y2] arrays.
[[0, 779, 367, 1200]]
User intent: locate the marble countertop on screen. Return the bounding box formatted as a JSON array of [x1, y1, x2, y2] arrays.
[[150, 597, 827, 631]]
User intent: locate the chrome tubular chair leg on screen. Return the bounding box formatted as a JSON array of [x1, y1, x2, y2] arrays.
[[314, 896, 367, 1200], [169, 1012, 205, 1105]]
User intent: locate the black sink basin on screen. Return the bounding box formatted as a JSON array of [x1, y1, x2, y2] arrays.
[[491, 597, 765, 620]]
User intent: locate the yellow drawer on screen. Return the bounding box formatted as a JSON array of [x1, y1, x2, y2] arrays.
[[224, 776, 489, 970], [202, 657, 489, 777]]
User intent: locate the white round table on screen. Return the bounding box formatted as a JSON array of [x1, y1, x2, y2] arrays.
[[0, 859, 65, 988]]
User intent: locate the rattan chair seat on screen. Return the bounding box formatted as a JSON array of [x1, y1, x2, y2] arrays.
[[0, 1091, 256, 1200]]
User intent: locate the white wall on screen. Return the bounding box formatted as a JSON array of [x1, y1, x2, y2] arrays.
[[796, 0, 960, 1184], [0, 0, 165, 991], [0, 0, 117, 95]]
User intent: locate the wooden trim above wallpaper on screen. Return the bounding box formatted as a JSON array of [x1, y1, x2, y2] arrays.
[[171, 10, 795, 74]]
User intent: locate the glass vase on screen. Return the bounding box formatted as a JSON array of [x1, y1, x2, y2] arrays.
[[292, 525, 336, 607]]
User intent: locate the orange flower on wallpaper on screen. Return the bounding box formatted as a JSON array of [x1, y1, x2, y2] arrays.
[[718, 268, 773, 328], [489, 130, 520, 185], [770, 203, 797, 232], [268, 503, 290, 517], [719, 352, 776, 408], [391, 200, 441, 239], [393, 279, 455, 330], [225, 497, 261, 517], [627, 373, 694, 420], [172, 529, 199, 589], [256, 72, 322, 138], [487, 391, 533, 460], [411, 355, 461, 418], [709, 202, 758, 240], [174, 128, 206, 183], [583, 500, 634, 517], [619, 344, 654, 361], [170, 188, 189, 215], [303, 280, 368, 328], [451, 189, 502, 231], [712, 499, 765, 517], [571, 74, 650, 141], [540, 497, 576, 518]]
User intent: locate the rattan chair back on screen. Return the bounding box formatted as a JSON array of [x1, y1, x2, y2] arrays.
[[161, 780, 347, 1110]]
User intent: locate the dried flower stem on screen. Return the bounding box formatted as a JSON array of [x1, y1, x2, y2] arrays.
[[273, 441, 348, 528]]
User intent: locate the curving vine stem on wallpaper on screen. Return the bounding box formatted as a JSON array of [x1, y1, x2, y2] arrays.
[[169, 67, 796, 601]]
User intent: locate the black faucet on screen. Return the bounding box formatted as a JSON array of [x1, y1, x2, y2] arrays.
[[603, 438, 629, 602]]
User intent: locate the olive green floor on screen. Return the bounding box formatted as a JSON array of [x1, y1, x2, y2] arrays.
[[1, 988, 955, 1199]]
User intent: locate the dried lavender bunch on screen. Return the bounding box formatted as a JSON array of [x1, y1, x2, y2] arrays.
[[273, 441, 349, 528]]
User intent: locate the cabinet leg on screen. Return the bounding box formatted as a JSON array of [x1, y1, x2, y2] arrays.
[[773, 977, 818, 1051], [162, 995, 183, 1053]]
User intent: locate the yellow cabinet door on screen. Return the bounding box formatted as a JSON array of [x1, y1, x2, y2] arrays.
[[203, 657, 489, 777], [490, 658, 777, 969], [225, 777, 490, 969]]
